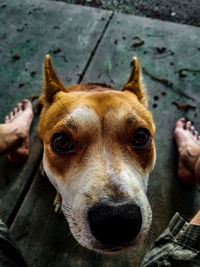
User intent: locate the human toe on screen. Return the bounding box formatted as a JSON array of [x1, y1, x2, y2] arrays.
[[194, 130, 198, 137], [4, 115, 9, 123], [13, 107, 18, 115], [17, 102, 23, 112], [186, 121, 192, 130], [9, 111, 14, 120], [22, 99, 32, 109], [176, 118, 186, 129], [191, 125, 195, 133]]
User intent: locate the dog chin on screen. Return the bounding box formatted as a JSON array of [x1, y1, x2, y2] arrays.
[[71, 229, 150, 255], [91, 234, 149, 254]]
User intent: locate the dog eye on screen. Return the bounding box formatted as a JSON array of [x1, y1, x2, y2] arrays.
[[131, 128, 150, 148], [52, 132, 75, 153]]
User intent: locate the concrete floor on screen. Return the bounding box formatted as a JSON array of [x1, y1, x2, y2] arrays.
[[1, 0, 200, 266], [51, 0, 200, 27]]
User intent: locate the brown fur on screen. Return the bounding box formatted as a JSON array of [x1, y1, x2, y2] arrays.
[[36, 55, 156, 253], [37, 55, 155, 182]]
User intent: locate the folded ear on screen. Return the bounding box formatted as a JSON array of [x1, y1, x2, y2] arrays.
[[43, 55, 66, 102], [121, 57, 147, 106]]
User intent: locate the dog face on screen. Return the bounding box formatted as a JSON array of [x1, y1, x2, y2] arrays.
[[37, 55, 156, 253]]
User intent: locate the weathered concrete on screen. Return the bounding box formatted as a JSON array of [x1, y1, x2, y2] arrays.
[[83, 10, 200, 260], [0, 0, 112, 119], [50, 0, 200, 27], [0, 0, 112, 224], [1, 0, 200, 266]]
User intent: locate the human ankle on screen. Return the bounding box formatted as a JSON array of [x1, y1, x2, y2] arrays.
[[194, 154, 200, 181], [190, 209, 200, 225]]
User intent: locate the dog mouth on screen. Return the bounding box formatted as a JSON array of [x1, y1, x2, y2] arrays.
[[88, 237, 141, 254]]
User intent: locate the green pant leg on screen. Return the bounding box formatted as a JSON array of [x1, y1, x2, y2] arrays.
[[0, 219, 28, 267], [142, 213, 200, 267]]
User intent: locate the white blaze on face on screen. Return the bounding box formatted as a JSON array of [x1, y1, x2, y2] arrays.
[[118, 166, 152, 236], [101, 146, 152, 243], [64, 106, 100, 131], [43, 153, 67, 198]]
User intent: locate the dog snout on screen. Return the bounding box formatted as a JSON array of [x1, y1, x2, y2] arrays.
[[87, 198, 142, 246]]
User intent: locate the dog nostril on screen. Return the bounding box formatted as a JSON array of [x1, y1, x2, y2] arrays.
[[87, 198, 142, 246]]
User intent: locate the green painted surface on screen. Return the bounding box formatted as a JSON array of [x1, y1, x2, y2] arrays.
[[1, 0, 200, 266], [0, 0, 112, 118], [83, 12, 200, 264], [0, 0, 112, 223]]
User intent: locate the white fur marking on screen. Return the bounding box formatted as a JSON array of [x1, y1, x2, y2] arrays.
[[64, 106, 99, 130]]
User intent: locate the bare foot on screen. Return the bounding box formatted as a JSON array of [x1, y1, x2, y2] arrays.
[[0, 127, 25, 155], [3, 99, 34, 163], [174, 118, 200, 184]]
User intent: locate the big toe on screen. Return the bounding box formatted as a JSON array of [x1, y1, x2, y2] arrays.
[[174, 118, 186, 140], [22, 99, 33, 111], [175, 118, 186, 129], [22, 99, 34, 117]]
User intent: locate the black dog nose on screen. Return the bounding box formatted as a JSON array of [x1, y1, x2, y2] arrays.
[[87, 198, 142, 246]]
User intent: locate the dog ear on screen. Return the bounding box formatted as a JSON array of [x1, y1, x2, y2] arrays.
[[121, 57, 147, 106], [43, 55, 66, 102]]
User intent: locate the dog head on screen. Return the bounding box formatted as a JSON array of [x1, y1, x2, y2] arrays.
[[37, 55, 156, 253]]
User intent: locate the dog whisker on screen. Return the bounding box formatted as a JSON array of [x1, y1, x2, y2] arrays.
[[62, 208, 71, 219], [55, 94, 68, 114], [62, 205, 72, 211], [128, 103, 140, 115], [63, 215, 71, 219], [56, 94, 79, 131], [62, 209, 71, 214], [62, 203, 72, 208], [62, 210, 71, 215], [83, 193, 92, 199], [64, 209, 70, 215]]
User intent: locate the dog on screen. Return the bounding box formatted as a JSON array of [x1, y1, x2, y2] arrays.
[[37, 55, 156, 254]]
